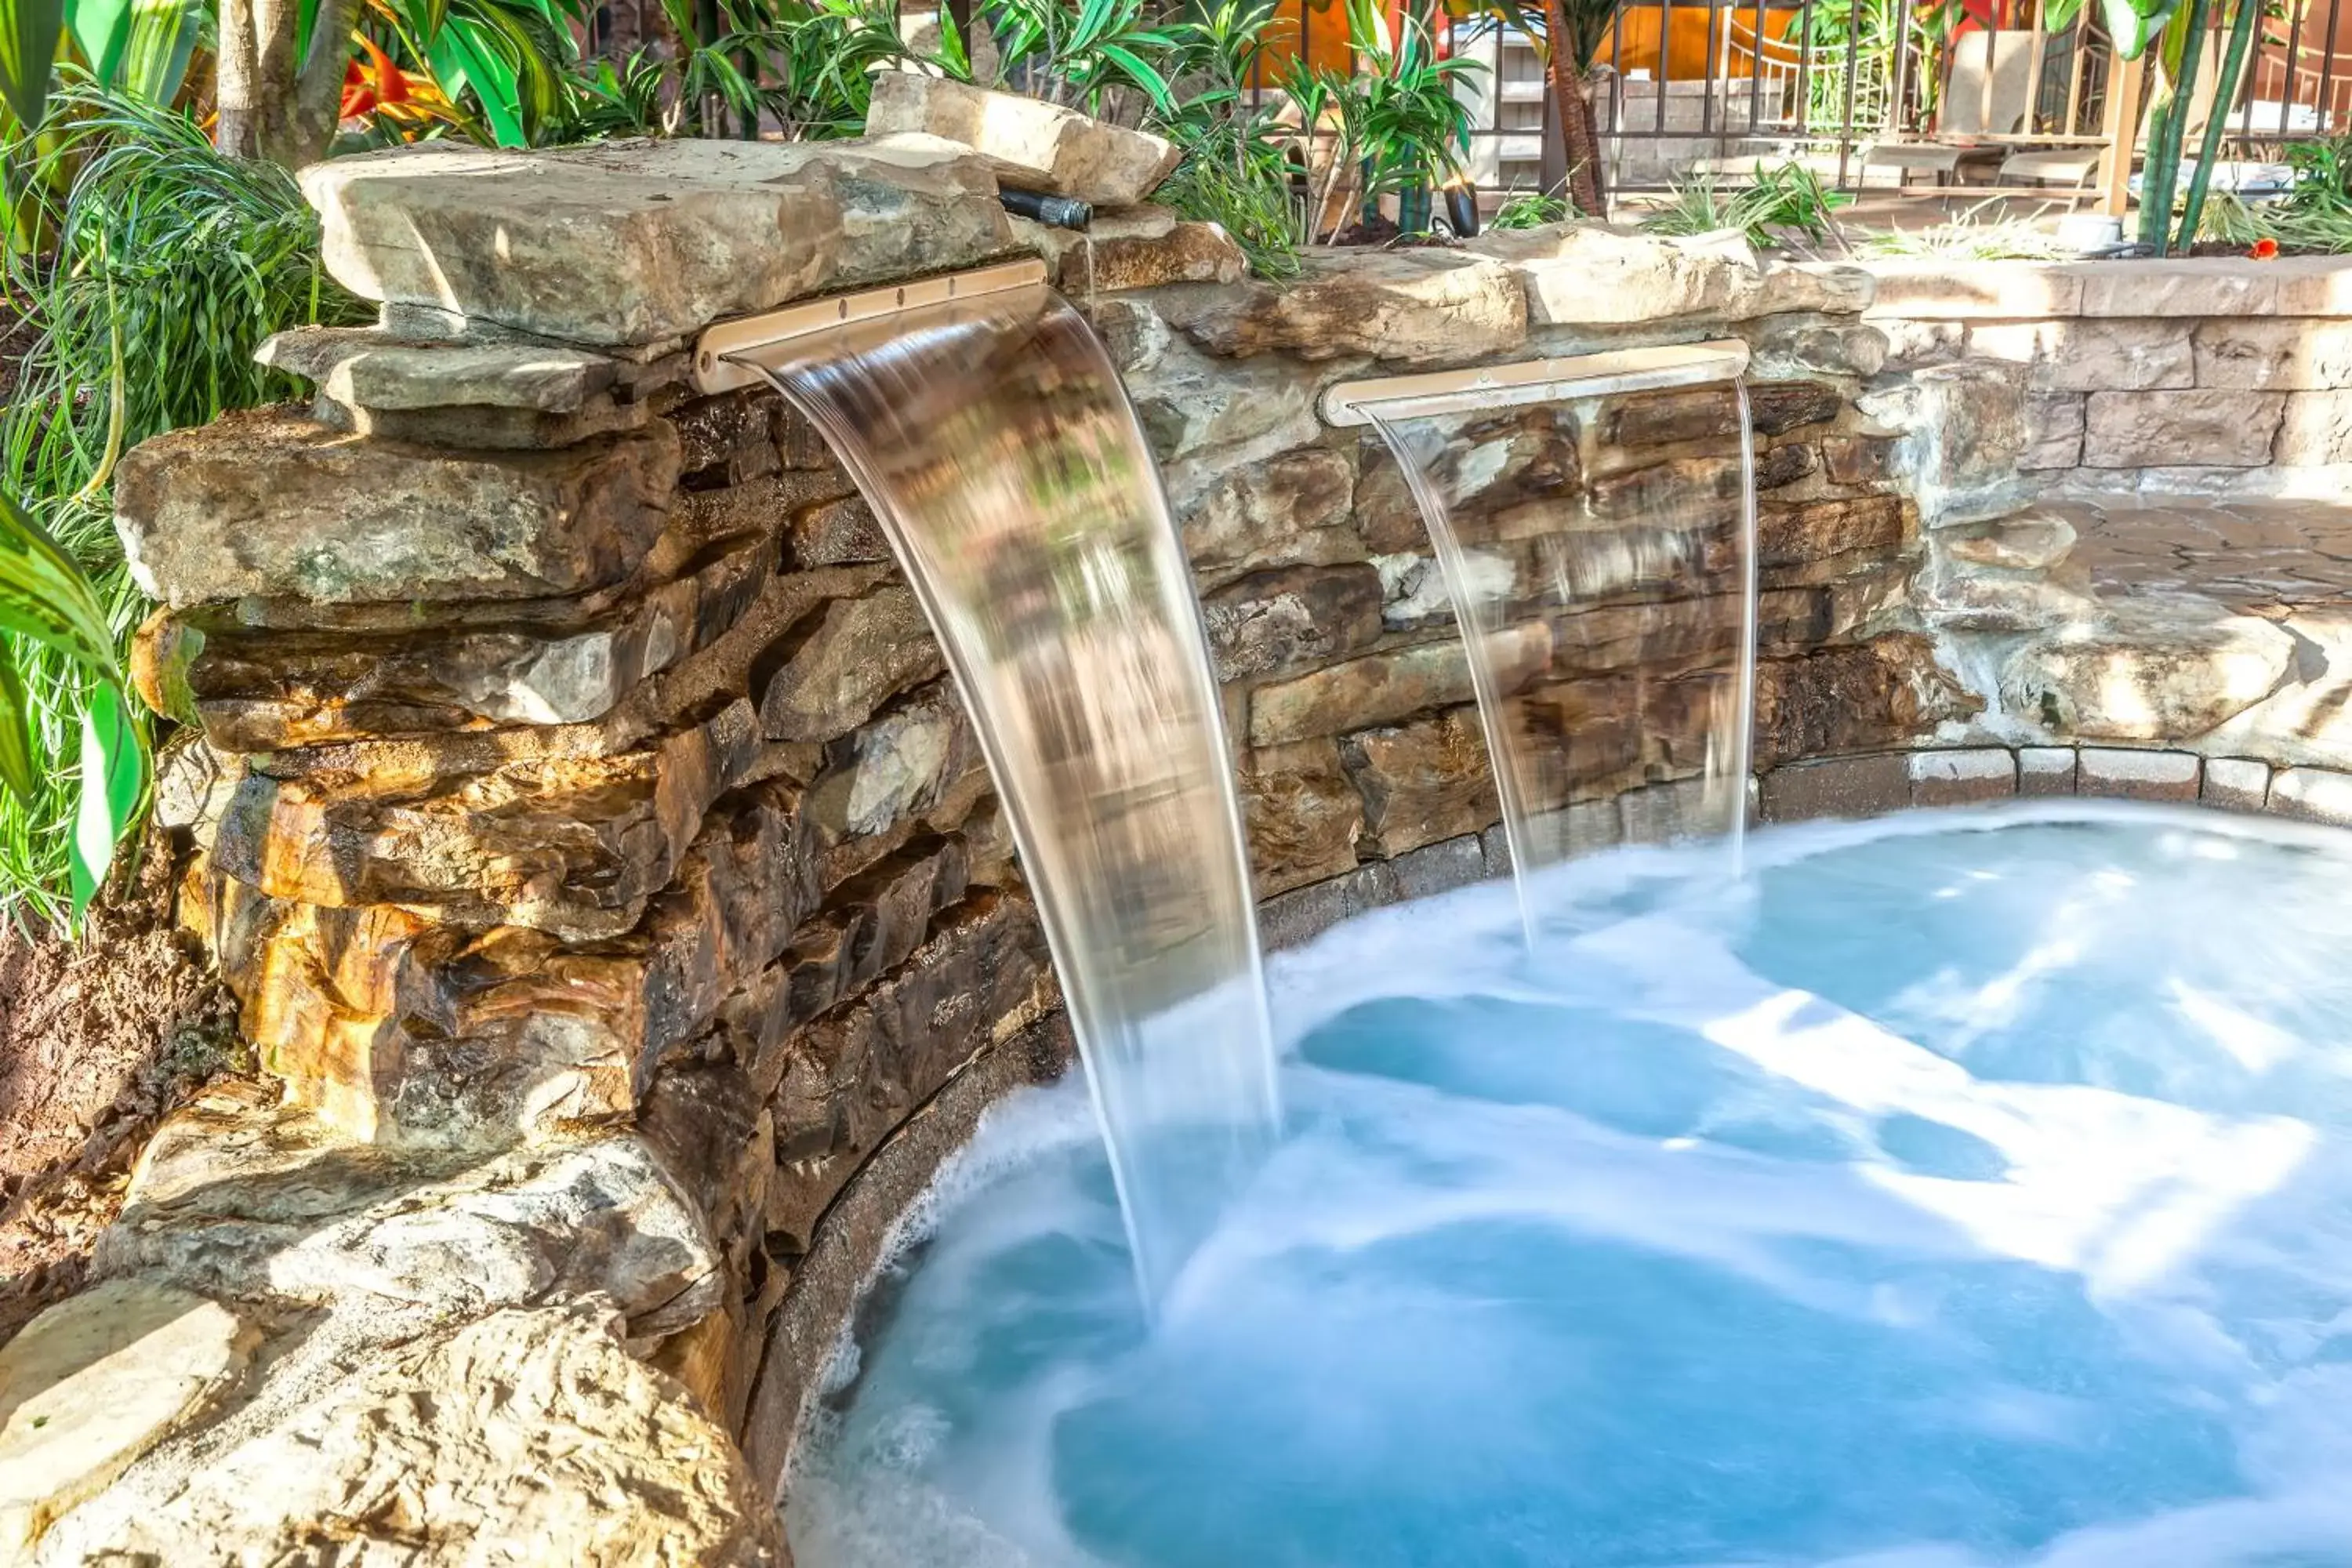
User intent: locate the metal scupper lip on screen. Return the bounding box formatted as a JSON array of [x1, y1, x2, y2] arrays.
[[1319, 340, 1753, 427]]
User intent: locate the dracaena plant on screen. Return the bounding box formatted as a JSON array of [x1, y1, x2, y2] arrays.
[[979, 0, 1186, 118], [0, 488, 145, 922]]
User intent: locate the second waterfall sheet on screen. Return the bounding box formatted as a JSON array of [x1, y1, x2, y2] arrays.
[[1364, 373, 1759, 945]]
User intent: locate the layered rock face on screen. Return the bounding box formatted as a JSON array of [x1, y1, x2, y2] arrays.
[[16, 131, 1941, 1563]]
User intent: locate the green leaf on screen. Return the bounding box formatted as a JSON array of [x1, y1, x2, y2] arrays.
[[0, 644, 36, 806], [68, 0, 131, 85], [0, 488, 114, 670], [2102, 0, 2180, 59], [68, 678, 143, 916], [0, 0, 64, 127], [116, 0, 200, 101], [433, 17, 526, 145]]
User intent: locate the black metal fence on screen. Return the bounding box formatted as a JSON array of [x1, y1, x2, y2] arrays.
[[1367, 0, 2352, 197]]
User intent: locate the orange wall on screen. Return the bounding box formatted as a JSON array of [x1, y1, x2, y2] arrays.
[[1258, 0, 1804, 82]]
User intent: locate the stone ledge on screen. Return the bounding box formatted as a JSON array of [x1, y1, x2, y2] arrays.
[[302, 136, 1018, 349], [115, 408, 681, 609]]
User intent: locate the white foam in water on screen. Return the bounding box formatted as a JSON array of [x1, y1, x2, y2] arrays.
[[789, 803, 2352, 1567]]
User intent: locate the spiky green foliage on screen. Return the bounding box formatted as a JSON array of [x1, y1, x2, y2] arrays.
[[0, 79, 365, 924], [1642, 162, 1852, 254], [1489, 188, 1572, 230]]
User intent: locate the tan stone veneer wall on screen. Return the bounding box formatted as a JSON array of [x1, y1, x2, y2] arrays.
[[1861, 255, 2352, 515], [4, 134, 1947, 1563]]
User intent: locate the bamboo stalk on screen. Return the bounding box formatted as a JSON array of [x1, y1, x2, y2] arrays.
[[2177, 0, 2262, 246]]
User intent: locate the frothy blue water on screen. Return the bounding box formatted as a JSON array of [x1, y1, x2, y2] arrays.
[[789, 804, 2352, 1567]]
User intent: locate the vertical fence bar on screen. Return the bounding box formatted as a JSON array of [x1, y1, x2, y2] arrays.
[[2317, 0, 2345, 132], [1795, 0, 1815, 138], [2282, 0, 2308, 133], [1748, 0, 1767, 131], [2064, 13, 2088, 133], [1702, 0, 1722, 136], [1836, 0, 1861, 187], [1887, 0, 1915, 138]]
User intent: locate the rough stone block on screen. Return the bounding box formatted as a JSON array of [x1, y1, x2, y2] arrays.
[[2001, 601, 2295, 741], [1752, 635, 1978, 768], [1389, 833, 1492, 900], [2020, 394, 2086, 471], [1470, 223, 1760, 328], [1947, 511, 2078, 571], [2017, 746, 2078, 796], [0, 1278, 255, 1555], [1822, 434, 1898, 485], [149, 532, 780, 749], [1748, 318, 1888, 379], [786, 494, 891, 567], [2274, 392, 2352, 466], [2081, 390, 2284, 468], [1908, 747, 2016, 807], [256, 326, 620, 412], [1604, 380, 1839, 446], [302, 136, 1016, 348], [2078, 746, 2201, 800], [115, 408, 681, 609], [1860, 260, 2083, 319], [2192, 318, 2352, 390], [1758, 752, 1909, 822], [2075, 258, 2280, 318], [2201, 755, 2271, 811], [760, 586, 945, 743], [1014, 206, 1246, 292], [1151, 249, 1527, 366], [1967, 319, 2194, 393], [1175, 448, 1359, 582], [1757, 495, 1908, 569], [1238, 739, 1364, 896], [1203, 563, 1385, 682], [1340, 708, 1499, 858], [1123, 331, 1324, 464], [1864, 360, 2027, 495], [2269, 766, 2352, 823], [1247, 626, 1549, 746], [866, 74, 1178, 206], [1258, 860, 1399, 950], [1875, 318, 1965, 368]]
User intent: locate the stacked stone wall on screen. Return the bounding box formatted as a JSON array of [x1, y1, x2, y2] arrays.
[[1863, 256, 2352, 510]]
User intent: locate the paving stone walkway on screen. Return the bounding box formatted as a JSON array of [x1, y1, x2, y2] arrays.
[[2056, 497, 2352, 615]]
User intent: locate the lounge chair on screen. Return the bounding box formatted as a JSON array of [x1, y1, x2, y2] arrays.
[[1862, 29, 2038, 186]]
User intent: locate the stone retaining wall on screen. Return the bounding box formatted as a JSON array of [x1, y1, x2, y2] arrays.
[[1863, 255, 2352, 514], [2, 130, 1948, 1563]]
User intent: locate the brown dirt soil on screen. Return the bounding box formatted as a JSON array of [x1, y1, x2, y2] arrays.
[[0, 833, 245, 1345]]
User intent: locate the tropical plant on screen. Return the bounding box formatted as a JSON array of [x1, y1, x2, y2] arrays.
[[1152, 0, 1309, 274], [982, 0, 1188, 116], [1490, 186, 1572, 229], [1857, 196, 2078, 259], [0, 487, 143, 922], [0, 78, 365, 920], [1642, 160, 1852, 254]]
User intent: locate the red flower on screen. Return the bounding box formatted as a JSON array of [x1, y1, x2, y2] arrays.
[[2250, 237, 2281, 260]]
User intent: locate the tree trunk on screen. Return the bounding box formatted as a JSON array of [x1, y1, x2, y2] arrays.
[[1541, 0, 1606, 216], [215, 0, 361, 167]]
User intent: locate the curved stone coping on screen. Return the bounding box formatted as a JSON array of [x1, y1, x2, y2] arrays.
[[1759, 743, 2352, 824]]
